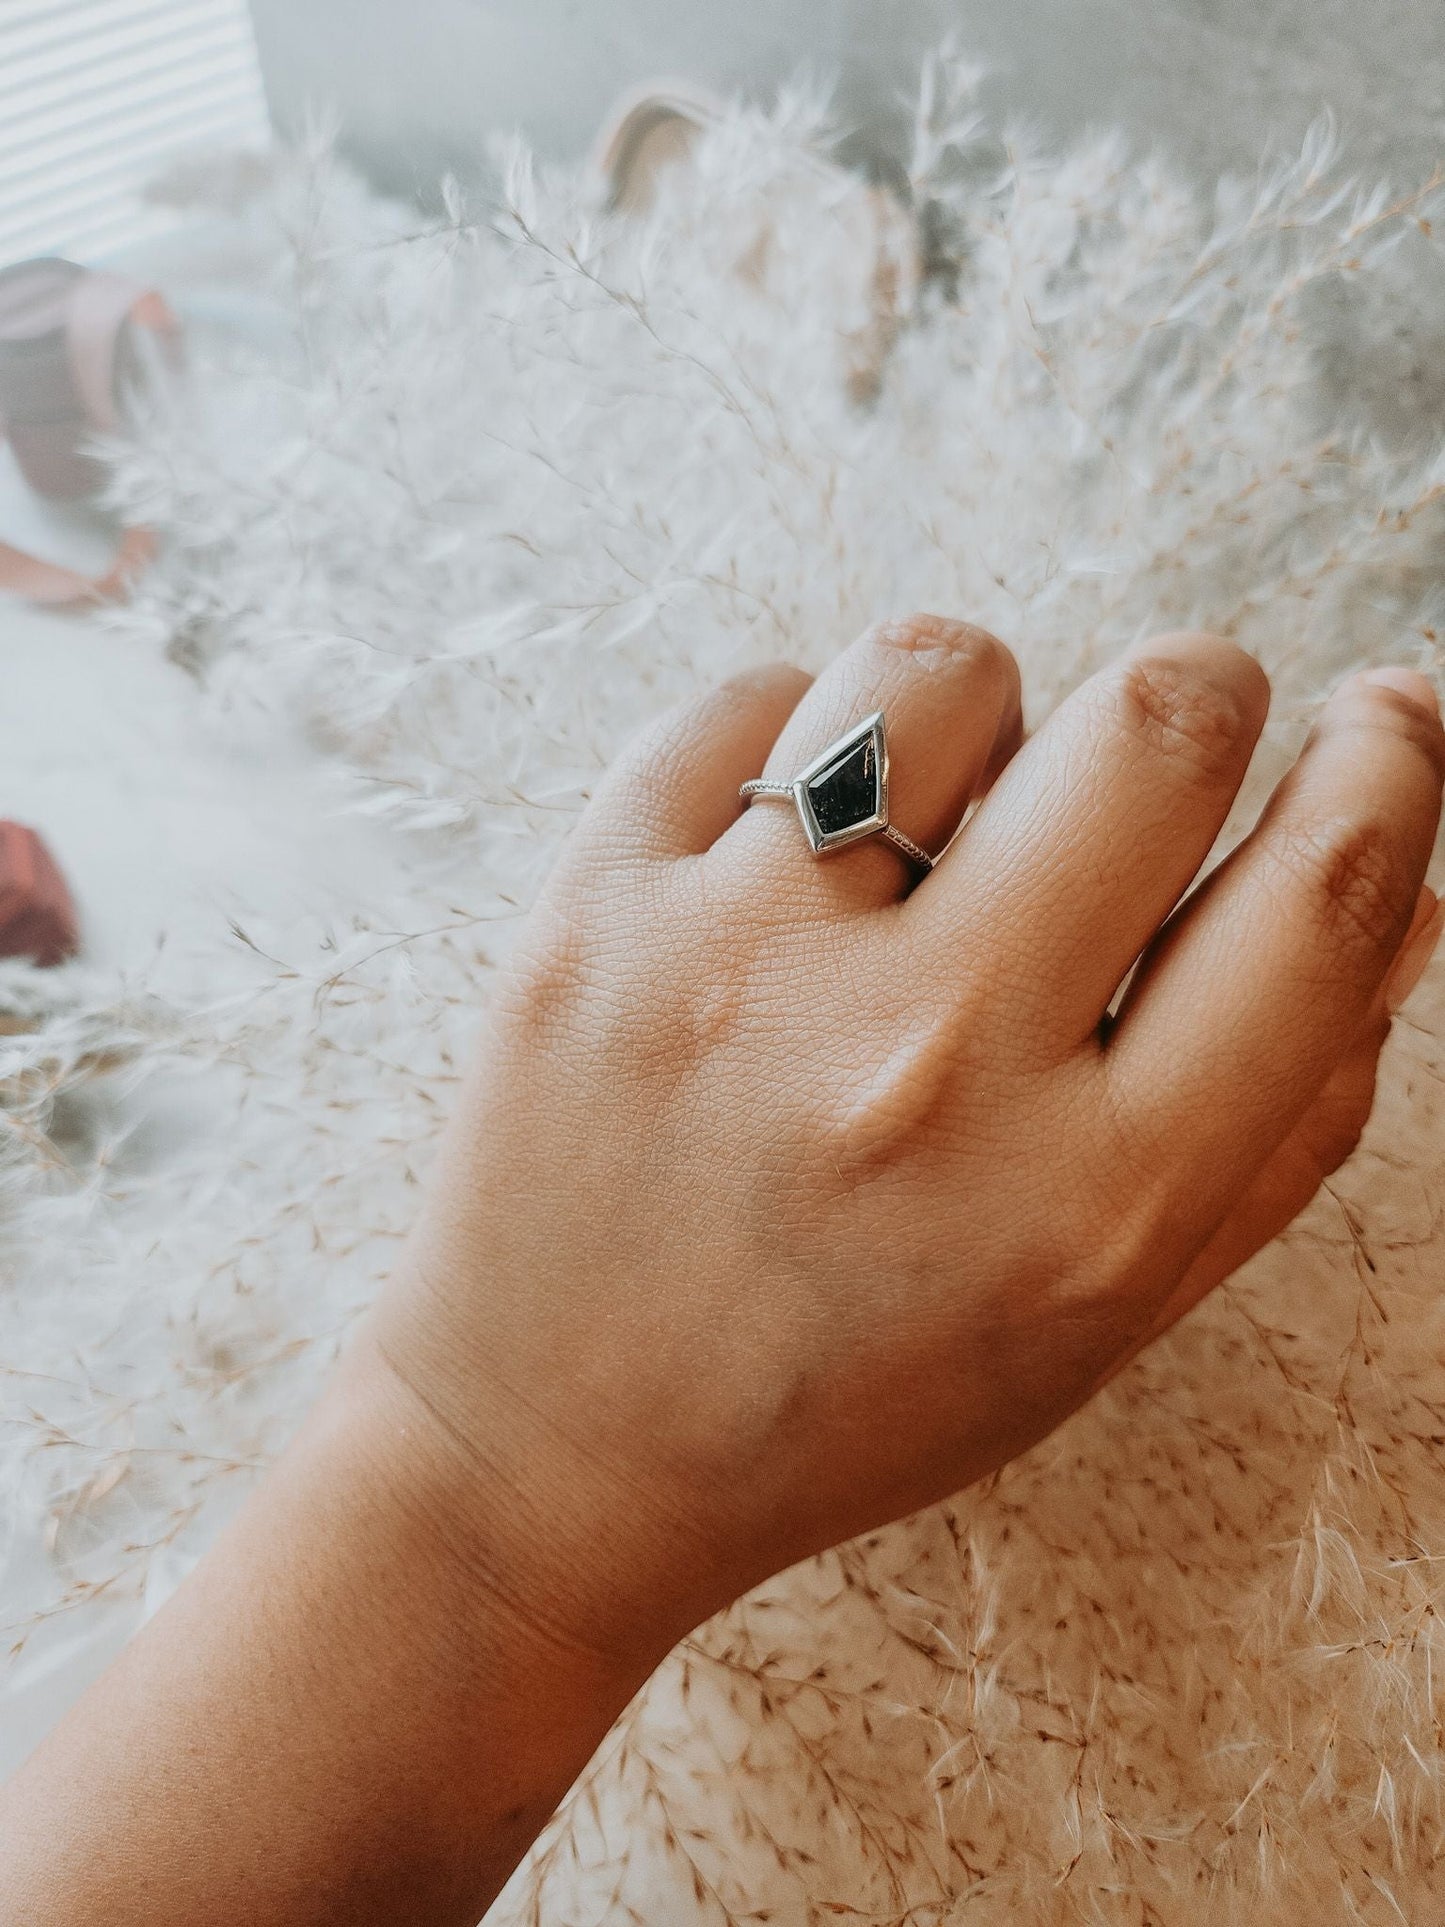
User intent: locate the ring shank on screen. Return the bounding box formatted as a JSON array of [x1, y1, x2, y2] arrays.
[[877, 823, 933, 872]]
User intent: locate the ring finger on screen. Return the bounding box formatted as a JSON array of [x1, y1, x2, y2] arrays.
[[714, 612, 1022, 911]]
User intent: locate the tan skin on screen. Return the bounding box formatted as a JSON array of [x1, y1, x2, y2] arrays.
[[2, 619, 1443, 1925]]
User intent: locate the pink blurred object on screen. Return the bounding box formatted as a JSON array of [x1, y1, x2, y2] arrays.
[[0, 822, 79, 967], [0, 256, 178, 607]]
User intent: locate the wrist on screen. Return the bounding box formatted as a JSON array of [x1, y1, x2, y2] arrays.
[[332, 1314, 717, 1687], [0, 1305, 683, 1927]]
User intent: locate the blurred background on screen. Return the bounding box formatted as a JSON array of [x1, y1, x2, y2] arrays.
[[4, 1, 1445, 983], [244, 0, 1445, 194], [5, 0, 1445, 268]]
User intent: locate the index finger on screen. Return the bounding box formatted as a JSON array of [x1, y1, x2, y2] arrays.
[[1105, 666, 1444, 1226]]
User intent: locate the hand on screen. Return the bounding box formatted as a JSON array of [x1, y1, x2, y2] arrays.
[[8, 618, 1441, 1927], [370, 616, 1445, 1670]]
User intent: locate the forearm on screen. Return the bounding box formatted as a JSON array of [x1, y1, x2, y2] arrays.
[[0, 1337, 660, 1927]]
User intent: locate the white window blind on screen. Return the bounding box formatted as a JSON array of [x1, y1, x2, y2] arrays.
[[0, 0, 270, 265]]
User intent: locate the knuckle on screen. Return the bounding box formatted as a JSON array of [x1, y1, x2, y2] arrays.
[[1115, 651, 1258, 784], [812, 1019, 959, 1188], [497, 874, 754, 1089], [727, 659, 814, 703], [494, 911, 596, 1031], [1037, 1090, 1186, 1304], [870, 611, 1006, 668], [1031, 1201, 1156, 1362], [1329, 681, 1445, 782], [1270, 815, 1413, 964]]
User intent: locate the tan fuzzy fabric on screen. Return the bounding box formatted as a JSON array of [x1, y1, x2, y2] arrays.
[[3, 58, 1445, 1923]]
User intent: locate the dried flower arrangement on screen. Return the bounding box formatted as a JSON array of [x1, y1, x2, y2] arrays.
[[4, 53, 1445, 1923]]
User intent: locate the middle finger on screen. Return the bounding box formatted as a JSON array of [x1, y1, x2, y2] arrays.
[[913, 631, 1269, 1051]]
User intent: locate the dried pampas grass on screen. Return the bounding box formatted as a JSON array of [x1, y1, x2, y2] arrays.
[[5, 53, 1445, 1922]]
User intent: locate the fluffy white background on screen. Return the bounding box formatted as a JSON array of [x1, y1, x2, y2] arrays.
[[4, 59, 1445, 1922]]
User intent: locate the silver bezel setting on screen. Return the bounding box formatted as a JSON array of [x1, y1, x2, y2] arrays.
[[790, 709, 889, 855]]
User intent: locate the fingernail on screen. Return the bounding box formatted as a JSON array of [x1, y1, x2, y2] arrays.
[[1354, 666, 1441, 719], [1386, 886, 1444, 1014]]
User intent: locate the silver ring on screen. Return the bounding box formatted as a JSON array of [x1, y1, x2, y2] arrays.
[[738, 709, 934, 874]]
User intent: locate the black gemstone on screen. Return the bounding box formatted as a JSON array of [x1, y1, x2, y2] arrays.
[[806, 735, 878, 836]]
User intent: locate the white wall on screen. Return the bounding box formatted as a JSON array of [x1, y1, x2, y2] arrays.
[[246, 0, 1445, 194]]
